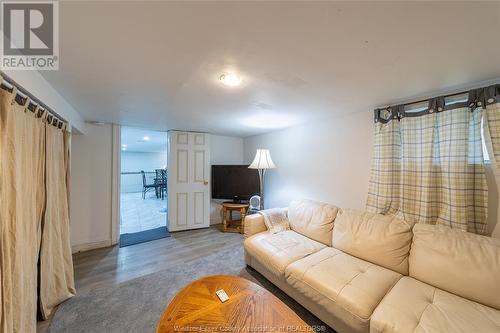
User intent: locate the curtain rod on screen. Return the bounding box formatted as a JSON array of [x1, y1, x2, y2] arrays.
[[375, 81, 500, 110], [374, 82, 500, 123], [376, 90, 470, 111], [0, 71, 67, 124]]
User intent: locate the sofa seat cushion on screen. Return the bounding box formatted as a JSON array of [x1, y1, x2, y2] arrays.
[[244, 230, 325, 278], [285, 247, 401, 332], [371, 276, 500, 333]]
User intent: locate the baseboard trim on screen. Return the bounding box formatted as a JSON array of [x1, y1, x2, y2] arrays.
[[72, 240, 112, 254], [210, 219, 222, 225]]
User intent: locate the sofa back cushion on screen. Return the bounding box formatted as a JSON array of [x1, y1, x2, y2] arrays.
[[409, 223, 500, 310], [332, 209, 415, 275], [288, 199, 339, 246]]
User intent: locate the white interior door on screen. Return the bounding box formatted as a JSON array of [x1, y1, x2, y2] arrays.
[[167, 131, 210, 232]]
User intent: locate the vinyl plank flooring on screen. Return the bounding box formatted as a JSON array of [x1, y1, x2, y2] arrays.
[[37, 225, 243, 332]]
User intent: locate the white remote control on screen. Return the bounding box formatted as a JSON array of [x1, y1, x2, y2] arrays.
[[216, 289, 229, 303]]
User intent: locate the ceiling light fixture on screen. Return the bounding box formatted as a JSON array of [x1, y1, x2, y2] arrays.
[[219, 73, 242, 87], [142, 136, 150, 141]]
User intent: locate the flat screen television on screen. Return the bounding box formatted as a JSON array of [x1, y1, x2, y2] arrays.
[[211, 165, 259, 201]]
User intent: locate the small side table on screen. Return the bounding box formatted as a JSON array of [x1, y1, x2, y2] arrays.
[[222, 203, 249, 234]]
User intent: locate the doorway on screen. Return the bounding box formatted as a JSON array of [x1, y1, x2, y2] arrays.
[[119, 126, 169, 247]]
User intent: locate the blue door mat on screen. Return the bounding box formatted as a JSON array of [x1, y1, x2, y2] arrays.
[[120, 226, 170, 247]]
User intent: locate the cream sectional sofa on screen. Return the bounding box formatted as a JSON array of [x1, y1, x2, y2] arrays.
[[243, 199, 500, 333]]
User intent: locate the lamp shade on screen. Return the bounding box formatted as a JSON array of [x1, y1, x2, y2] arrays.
[[248, 149, 276, 169]]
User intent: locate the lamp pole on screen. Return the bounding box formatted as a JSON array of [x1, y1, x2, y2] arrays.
[[258, 168, 265, 210]]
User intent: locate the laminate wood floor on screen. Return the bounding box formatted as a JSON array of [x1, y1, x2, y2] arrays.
[[37, 225, 243, 332]]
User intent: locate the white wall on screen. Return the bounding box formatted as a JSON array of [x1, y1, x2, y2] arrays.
[[243, 111, 500, 238], [211, 134, 244, 165], [210, 134, 244, 224], [70, 124, 113, 251], [121, 151, 167, 193], [243, 111, 374, 210], [121, 151, 167, 172], [486, 165, 500, 238]]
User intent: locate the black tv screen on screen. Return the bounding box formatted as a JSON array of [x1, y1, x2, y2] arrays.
[[212, 165, 259, 200]]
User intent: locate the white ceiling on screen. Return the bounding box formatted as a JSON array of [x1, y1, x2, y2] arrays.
[[41, 1, 500, 137], [121, 126, 167, 153]]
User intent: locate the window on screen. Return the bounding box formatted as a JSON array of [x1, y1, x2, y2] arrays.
[[481, 116, 491, 162]]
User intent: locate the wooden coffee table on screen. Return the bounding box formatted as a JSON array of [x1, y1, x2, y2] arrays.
[[156, 275, 309, 333]]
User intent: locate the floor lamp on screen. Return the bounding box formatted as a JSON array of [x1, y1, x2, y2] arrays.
[[249, 149, 276, 210]]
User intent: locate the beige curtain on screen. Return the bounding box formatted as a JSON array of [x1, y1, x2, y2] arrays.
[[367, 100, 488, 234], [0, 83, 76, 331], [0, 89, 45, 332], [39, 124, 75, 319]]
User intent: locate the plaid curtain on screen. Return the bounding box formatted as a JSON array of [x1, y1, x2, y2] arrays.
[[367, 101, 488, 234], [367, 110, 402, 216]]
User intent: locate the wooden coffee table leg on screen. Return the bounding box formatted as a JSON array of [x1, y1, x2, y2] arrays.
[[223, 206, 227, 232], [240, 207, 246, 234], [229, 208, 233, 227]]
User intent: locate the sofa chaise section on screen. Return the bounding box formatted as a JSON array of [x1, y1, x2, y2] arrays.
[[244, 230, 325, 279], [244, 200, 338, 279]]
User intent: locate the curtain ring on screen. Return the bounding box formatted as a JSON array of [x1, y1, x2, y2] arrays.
[[40, 109, 48, 121], [10, 86, 17, 105], [22, 96, 31, 112]]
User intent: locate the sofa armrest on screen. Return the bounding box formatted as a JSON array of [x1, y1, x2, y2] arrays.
[[243, 214, 267, 238]]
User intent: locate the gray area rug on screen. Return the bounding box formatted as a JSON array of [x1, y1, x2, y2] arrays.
[[48, 246, 334, 333]]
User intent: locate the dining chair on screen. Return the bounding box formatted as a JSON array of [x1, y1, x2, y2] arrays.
[[156, 169, 167, 200], [141, 170, 157, 199]]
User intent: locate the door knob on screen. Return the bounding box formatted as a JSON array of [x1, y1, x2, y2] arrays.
[[204, 181, 209, 185]]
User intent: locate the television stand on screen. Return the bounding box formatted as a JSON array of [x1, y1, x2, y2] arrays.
[[221, 202, 249, 234]]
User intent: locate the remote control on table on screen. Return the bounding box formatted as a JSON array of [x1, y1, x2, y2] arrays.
[[216, 289, 229, 303]]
